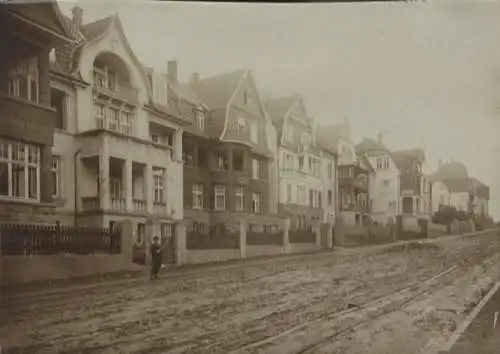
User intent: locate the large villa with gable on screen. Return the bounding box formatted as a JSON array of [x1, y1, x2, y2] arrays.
[[48, 7, 189, 242]]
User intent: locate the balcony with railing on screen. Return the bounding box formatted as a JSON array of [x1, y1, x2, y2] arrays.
[[133, 198, 146, 213], [92, 54, 139, 106], [153, 201, 167, 214]]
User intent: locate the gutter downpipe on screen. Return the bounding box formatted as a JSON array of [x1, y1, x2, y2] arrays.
[[74, 148, 82, 227]]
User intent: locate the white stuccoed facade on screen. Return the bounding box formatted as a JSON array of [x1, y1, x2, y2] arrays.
[[51, 15, 185, 233]]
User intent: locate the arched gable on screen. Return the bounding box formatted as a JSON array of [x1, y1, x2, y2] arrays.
[[74, 15, 150, 105]]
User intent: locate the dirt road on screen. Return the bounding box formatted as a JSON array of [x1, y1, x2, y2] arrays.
[[1, 231, 499, 354]]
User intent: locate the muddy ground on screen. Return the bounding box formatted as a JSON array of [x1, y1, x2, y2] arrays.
[[1, 232, 499, 354]]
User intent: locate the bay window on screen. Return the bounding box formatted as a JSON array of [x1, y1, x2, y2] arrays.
[[8, 57, 39, 103], [0, 138, 40, 201]]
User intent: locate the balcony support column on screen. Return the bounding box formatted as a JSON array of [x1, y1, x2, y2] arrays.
[[124, 159, 133, 212], [145, 164, 153, 213], [99, 140, 110, 210]]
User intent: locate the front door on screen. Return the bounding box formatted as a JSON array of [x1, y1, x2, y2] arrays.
[[133, 222, 146, 265], [161, 223, 176, 265]]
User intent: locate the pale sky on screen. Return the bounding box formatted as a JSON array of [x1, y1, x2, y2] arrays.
[[59, 0, 500, 219]]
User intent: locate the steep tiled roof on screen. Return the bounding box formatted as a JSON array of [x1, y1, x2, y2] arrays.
[[392, 149, 425, 170], [191, 69, 247, 109], [264, 96, 295, 125], [80, 15, 113, 40], [315, 124, 344, 154], [470, 178, 490, 200], [355, 138, 388, 155], [170, 82, 205, 107], [441, 178, 472, 193], [432, 161, 469, 181], [52, 13, 114, 76]]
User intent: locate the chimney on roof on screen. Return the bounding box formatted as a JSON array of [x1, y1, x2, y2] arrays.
[[438, 159, 443, 168], [167, 60, 178, 84], [376, 132, 383, 145], [191, 72, 200, 84], [71, 6, 83, 33]]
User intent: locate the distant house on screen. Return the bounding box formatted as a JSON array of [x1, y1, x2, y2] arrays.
[[318, 123, 371, 227], [430, 161, 489, 218], [355, 138, 400, 224], [48, 8, 190, 237], [392, 149, 426, 217], [171, 64, 278, 232], [265, 95, 335, 228]]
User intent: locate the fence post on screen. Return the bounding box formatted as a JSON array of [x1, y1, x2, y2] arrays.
[[334, 214, 345, 246], [239, 219, 247, 260], [175, 221, 186, 266], [144, 218, 154, 266], [120, 219, 134, 263], [283, 218, 291, 254], [326, 222, 333, 249], [314, 222, 321, 247]]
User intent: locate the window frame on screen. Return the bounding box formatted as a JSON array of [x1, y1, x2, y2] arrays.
[[0, 138, 40, 201], [52, 155, 62, 199], [153, 169, 165, 203], [252, 192, 261, 214], [235, 186, 244, 211], [192, 183, 204, 209], [214, 185, 226, 210]]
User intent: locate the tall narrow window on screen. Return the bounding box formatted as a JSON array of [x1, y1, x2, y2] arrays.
[[110, 178, 121, 199], [51, 88, 67, 130], [108, 108, 119, 131], [252, 192, 261, 214], [153, 169, 165, 203], [287, 184, 292, 203], [192, 183, 203, 209], [252, 159, 260, 180], [214, 185, 225, 210], [250, 123, 258, 144], [195, 109, 205, 130], [237, 116, 246, 133], [52, 155, 62, 198], [235, 186, 244, 211], [120, 111, 132, 135], [95, 103, 106, 129]]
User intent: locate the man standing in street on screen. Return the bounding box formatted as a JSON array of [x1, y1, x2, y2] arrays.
[[150, 236, 163, 280]]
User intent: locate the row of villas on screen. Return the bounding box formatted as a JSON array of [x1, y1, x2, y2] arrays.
[[1, 5, 489, 244]]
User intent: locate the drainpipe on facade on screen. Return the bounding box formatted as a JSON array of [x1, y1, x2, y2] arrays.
[[74, 148, 82, 227]]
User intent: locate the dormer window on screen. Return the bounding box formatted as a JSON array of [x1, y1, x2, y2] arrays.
[[49, 48, 56, 64], [194, 108, 205, 131], [147, 73, 153, 90], [93, 61, 117, 92], [237, 116, 246, 133], [286, 125, 294, 142], [301, 133, 310, 146]]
